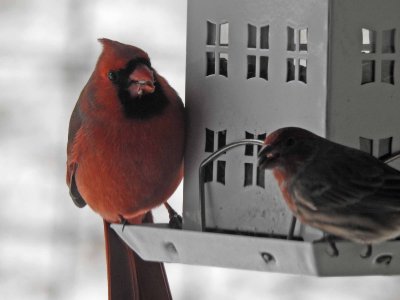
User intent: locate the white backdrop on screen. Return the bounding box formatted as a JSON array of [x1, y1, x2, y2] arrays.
[[1, 0, 400, 299]]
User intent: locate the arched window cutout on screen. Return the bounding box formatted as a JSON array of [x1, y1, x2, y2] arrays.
[[361, 60, 375, 84], [219, 53, 228, 77], [361, 28, 376, 54], [260, 25, 269, 49], [382, 29, 396, 54], [248, 24, 257, 48], [219, 22, 229, 46], [207, 21, 216, 46], [381, 60, 395, 85]]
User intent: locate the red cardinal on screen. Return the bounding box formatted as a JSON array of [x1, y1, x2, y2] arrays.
[[66, 38, 184, 299], [258, 127, 400, 245]]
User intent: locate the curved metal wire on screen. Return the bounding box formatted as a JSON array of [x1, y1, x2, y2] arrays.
[[198, 139, 400, 238]]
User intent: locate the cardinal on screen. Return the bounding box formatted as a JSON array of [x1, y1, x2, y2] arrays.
[[258, 127, 400, 248], [66, 38, 184, 299]]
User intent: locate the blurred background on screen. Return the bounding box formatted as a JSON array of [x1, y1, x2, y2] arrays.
[[1, 0, 400, 299]]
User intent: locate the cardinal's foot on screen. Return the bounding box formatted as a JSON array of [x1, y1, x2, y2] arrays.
[[164, 202, 182, 229], [360, 244, 372, 259]]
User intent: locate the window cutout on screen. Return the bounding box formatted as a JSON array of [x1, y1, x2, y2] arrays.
[[247, 55, 256, 79], [379, 137, 392, 159], [260, 25, 269, 49], [287, 27, 295, 51], [244, 163, 253, 187], [257, 133, 266, 152], [299, 28, 308, 52], [256, 167, 265, 188], [207, 21, 216, 46], [219, 22, 229, 46], [359, 137, 373, 155], [218, 130, 227, 149], [204, 162, 213, 182], [382, 29, 396, 53], [361, 28, 376, 54], [205, 128, 214, 152], [259, 56, 268, 80], [286, 58, 295, 82], [245, 132, 255, 156], [299, 59, 307, 83], [206, 52, 216, 76], [219, 53, 228, 77], [248, 24, 257, 48], [381, 60, 395, 85], [216, 161, 226, 184], [361, 60, 375, 84]]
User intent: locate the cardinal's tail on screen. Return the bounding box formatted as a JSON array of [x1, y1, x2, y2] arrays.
[[103, 214, 172, 300]]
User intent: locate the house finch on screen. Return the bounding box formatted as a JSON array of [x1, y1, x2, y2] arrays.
[[66, 38, 184, 299], [258, 127, 400, 246]]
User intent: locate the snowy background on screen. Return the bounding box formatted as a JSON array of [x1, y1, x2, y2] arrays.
[[1, 0, 400, 299]]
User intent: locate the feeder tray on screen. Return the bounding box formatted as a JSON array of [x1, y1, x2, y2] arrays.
[[112, 140, 400, 276]]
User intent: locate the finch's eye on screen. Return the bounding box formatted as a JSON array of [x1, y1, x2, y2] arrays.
[[108, 71, 118, 82], [285, 138, 295, 147]]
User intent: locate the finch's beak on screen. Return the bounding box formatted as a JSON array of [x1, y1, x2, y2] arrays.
[[128, 64, 155, 98], [258, 144, 279, 169]]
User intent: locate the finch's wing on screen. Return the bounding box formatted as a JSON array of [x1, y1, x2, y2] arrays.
[[66, 91, 87, 208], [293, 144, 400, 213]]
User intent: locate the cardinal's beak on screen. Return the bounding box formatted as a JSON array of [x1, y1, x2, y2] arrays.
[[258, 144, 280, 169], [128, 64, 155, 98]]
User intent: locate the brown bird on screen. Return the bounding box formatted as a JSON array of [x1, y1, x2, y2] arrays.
[[258, 127, 400, 246], [66, 38, 184, 299]]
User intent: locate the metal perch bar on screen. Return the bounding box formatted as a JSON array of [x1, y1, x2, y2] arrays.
[[198, 139, 400, 238]]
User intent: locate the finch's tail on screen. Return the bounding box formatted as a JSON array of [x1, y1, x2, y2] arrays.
[[103, 214, 172, 300]]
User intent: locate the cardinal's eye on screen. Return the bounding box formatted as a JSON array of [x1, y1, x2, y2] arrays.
[[108, 71, 118, 82], [286, 138, 295, 147]]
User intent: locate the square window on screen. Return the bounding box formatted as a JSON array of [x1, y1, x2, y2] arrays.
[[299, 28, 308, 52], [286, 58, 295, 82], [299, 59, 307, 83], [206, 52, 216, 76], [381, 60, 395, 85], [287, 27, 295, 51], [361, 60, 375, 84], [219, 53, 228, 77], [259, 56, 268, 80], [382, 29, 396, 54], [219, 22, 229, 46], [248, 24, 257, 48], [260, 25, 269, 49], [207, 21, 216, 46], [359, 137, 373, 155], [361, 28, 376, 54], [247, 55, 256, 79], [379, 137, 392, 159]]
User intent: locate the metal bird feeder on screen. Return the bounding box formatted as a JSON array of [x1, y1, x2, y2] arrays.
[[113, 0, 400, 276]]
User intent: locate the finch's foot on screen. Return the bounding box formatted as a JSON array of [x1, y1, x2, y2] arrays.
[[164, 202, 182, 229], [119, 216, 129, 232], [360, 244, 372, 259], [318, 234, 339, 257]]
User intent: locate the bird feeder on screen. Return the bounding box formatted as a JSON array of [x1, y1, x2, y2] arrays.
[[112, 0, 400, 276]]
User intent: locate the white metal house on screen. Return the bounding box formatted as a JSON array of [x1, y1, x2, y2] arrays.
[[183, 0, 400, 237], [115, 0, 400, 276]]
